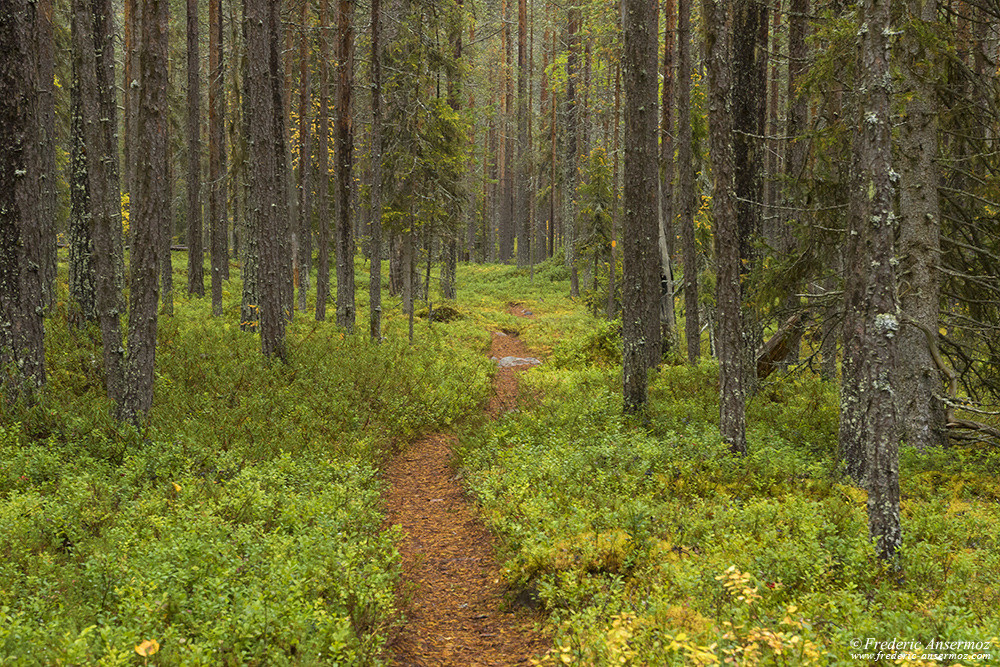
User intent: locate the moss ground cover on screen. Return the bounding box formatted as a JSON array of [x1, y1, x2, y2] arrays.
[[454, 262, 1000, 666]]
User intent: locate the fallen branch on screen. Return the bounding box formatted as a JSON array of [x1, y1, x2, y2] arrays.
[[755, 313, 804, 381]]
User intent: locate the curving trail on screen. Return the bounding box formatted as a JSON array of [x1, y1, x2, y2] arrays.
[[383, 304, 549, 666]]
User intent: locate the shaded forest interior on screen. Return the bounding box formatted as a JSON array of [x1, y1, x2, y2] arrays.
[[1, 0, 999, 662]]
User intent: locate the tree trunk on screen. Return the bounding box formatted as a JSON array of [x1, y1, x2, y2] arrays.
[[565, 4, 581, 295], [209, 0, 226, 316], [276, 4, 294, 323], [335, 0, 356, 331], [677, 0, 699, 363], [367, 0, 383, 338], [317, 0, 332, 321], [36, 0, 58, 308], [72, 0, 126, 405], [516, 0, 530, 268], [782, 0, 809, 367], [897, 0, 946, 450], [0, 0, 46, 401], [841, 0, 901, 560], [622, 0, 659, 416], [498, 0, 515, 264], [242, 0, 284, 358], [186, 0, 204, 297], [297, 0, 312, 313], [123, 0, 169, 422], [705, 0, 747, 455], [659, 0, 677, 357], [733, 0, 766, 391], [69, 42, 96, 326]]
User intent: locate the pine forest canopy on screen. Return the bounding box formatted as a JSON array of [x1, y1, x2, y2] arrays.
[[1, 0, 999, 567]]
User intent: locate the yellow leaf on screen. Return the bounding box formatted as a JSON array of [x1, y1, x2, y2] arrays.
[[135, 639, 160, 657], [172, 482, 182, 492]]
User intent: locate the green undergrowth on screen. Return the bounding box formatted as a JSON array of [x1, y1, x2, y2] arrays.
[[0, 255, 490, 665], [454, 271, 1000, 666]]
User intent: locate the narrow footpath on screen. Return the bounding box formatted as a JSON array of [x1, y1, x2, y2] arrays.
[[383, 304, 549, 666]]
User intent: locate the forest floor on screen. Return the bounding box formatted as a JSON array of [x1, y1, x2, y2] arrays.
[[382, 303, 551, 666]]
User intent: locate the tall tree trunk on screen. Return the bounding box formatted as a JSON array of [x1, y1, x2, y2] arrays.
[[516, 0, 530, 268], [92, 0, 126, 405], [498, 0, 515, 263], [242, 0, 283, 357], [622, 0, 659, 416], [335, 0, 356, 331], [0, 0, 46, 401], [297, 0, 312, 313], [69, 43, 96, 326], [209, 0, 226, 316], [73, 0, 126, 404], [123, 0, 137, 199], [565, 4, 581, 295], [733, 0, 766, 390], [36, 0, 58, 308], [841, 0, 901, 560], [659, 0, 677, 356], [897, 0, 946, 450], [368, 0, 383, 338], [317, 0, 332, 321], [187, 0, 205, 297], [677, 0, 699, 363], [277, 4, 294, 323], [608, 62, 620, 319], [441, 0, 462, 301], [783, 0, 809, 367], [123, 0, 169, 422], [705, 0, 747, 455]]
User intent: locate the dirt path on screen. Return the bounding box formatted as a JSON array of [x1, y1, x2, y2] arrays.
[[383, 305, 549, 666]]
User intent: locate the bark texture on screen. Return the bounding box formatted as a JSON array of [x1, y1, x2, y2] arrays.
[[705, 0, 747, 455], [897, 0, 946, 450], [335, 0, 356, 331], [840, 0, 902, 560], [621, 0, 659, 416], [187, 0, 204, 297], [123, 0, 169, 423], [209, 0, 226, 316], [677, 0, 699, 363], [368, 0, 383, 339], [244, 0, 285, 359], [0, 0, 46, 401]]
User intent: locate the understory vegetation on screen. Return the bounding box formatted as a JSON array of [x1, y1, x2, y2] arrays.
[[456, 263, 1000, 666], [3, 256, 999, 664], [0, 254, 489, 665]]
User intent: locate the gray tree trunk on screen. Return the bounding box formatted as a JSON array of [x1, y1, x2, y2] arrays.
[[73, 0, 126, 405], [705, 0, 747, 455], [209, 0, 226, 316], [69, 50, 96, 326], [621, 0, 659, 416], [897, 0, 947, 450], [186, 0, 204, 298], [297, 1, 312, 313], [659, 0, 677, 357], [841, 0, 902, 560], [316, 0, 331, 321], [0, 0, 46, 401], [123, 0, 169, 422], [677, 0, 699, 364], [368, 0, 383, 338], [36, 0, 58, 308], [335, 0, 356, 331]]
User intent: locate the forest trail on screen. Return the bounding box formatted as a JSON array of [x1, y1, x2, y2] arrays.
[[383, 303, 550, 666]]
